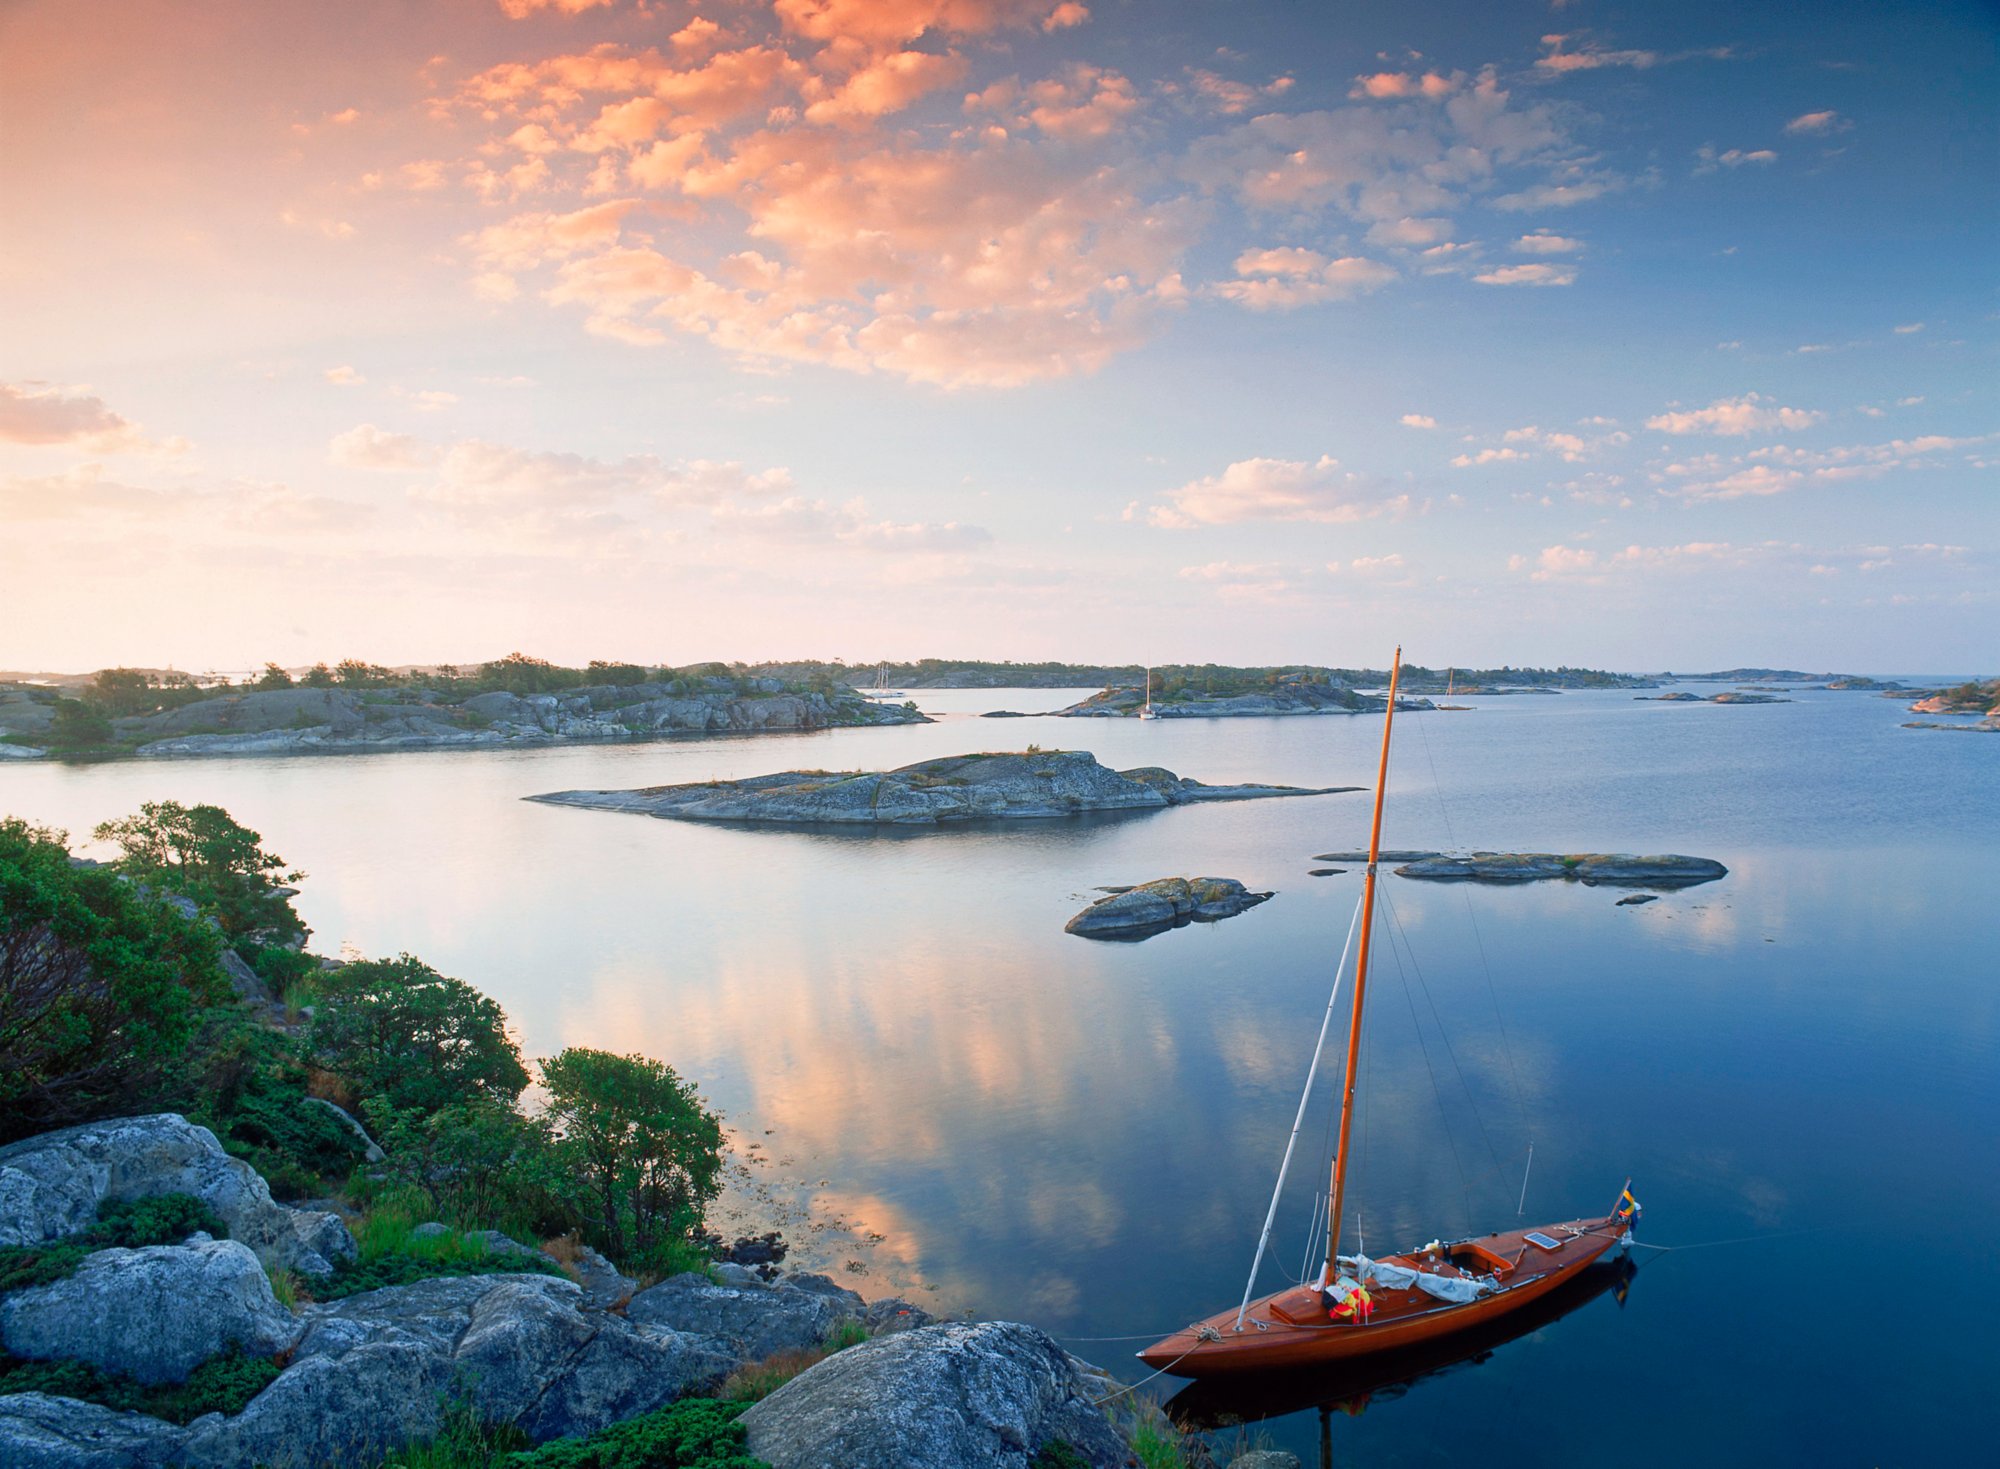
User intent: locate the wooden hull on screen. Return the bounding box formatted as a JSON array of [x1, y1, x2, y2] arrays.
[[1137, 1214, 1630, 1378]]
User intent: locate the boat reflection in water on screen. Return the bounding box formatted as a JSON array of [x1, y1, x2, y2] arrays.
[[1166, 1256, 1636, 1454]]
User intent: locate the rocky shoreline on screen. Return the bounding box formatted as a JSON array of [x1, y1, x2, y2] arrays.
[[0, 1116, 1146, 1469], [0, 680, 926, 762], [531, 750, 1355, 826]]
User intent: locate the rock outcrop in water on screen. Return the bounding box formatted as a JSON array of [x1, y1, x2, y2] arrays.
[[530, 750, 1354, 826], [1393, 853, 1727, 886], [1065, 877, 1272, 939]]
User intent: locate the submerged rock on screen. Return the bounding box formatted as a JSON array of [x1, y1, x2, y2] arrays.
[[0, 1240, 298, 1385], [0, 1115, 354, 1275], [1393, 853, 1727, 887], [739, 1321, 1127, 1469], [530, 750, 1353, 827], [1615, 894, 1659, 906], [1065, 878, 1272, 939]]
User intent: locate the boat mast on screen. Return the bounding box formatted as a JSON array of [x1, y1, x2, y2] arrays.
[[1324, 646, 1402, 1282]]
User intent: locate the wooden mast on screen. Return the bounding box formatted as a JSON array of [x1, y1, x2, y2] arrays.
[[1324, 646, 1402, 1285]]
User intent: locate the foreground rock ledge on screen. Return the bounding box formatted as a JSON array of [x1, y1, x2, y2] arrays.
[[741, 1321, 1127, 1469], [529, 750, 1355, 826], [1066, 877, 1272, 939]]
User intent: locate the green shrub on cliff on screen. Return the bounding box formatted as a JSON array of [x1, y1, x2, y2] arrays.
[[307, 955, 529, 1118], [505, 1398, 763, 1469], [0, 1347, 280, 1423], [93, 800, 305, 943], [0, 819, 228, 1141], [0, 1192, 225, 1292]]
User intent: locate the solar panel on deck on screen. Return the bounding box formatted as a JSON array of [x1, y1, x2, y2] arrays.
[[1523, 1231, 1564, 1252]]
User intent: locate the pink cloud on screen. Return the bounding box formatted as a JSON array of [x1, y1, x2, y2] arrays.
[[1784, 110, 1847, 135], [803, 49, 968, 124], [0, 383, 153, 451], [1150, 455, 1408, 527], [1646, 393, 1822, 436], [1349, 71, 1456, 100], [497, 0, 617, 16], [1214, 248, 1396, 310]]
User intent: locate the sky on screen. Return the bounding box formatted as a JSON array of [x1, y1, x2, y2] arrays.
[[1, 0, 1994, 675]]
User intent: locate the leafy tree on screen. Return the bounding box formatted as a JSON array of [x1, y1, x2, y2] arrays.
[[301, 662, 336, 688], [253, 663, 294, 690], [335, 658, 392, 687], [586, 660, 647, 686], [93, 801, 303, 941], [307, 955, 528, 1117], [0, 819, 227, 1141], [364, 1095, 541, 1229], [538, 1049, 724, 1265], [86, 667, 157, 716], [47, 698, 113, 750]]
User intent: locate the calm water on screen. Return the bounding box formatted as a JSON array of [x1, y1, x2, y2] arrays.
[[5, 683, 1995, 1467]]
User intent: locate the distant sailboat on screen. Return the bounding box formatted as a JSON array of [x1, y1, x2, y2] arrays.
[[1137, 666, 1160, 720], [1137, 646, 1638, 1378]]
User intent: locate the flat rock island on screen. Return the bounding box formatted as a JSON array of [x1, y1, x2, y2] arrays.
[[1065, 877, 1272, 940], [529, 750, 1355, 826]]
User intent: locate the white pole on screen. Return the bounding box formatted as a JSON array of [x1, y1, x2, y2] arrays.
[[1517, 1143, 1534, 1216], [1235, 888, 1368, 1330]]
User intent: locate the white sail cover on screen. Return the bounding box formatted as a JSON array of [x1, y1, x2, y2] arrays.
[[1341, 1253, 1495, 1305]]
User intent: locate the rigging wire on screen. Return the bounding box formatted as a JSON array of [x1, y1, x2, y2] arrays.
[[1381, 883, 1511, 1191], [1411, 701, 1533, 1173], [1378, 894, 1477, 1230]]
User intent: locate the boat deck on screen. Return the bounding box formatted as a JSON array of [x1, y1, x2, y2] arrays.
[[1138, 1214, 1629, 1376]]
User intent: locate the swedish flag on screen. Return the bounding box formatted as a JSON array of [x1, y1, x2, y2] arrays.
[[1616, 1187, 1641, 1221]]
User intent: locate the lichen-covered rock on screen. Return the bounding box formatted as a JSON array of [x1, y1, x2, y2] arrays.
[[562, 1243, 637, 1309], [0, 1240, 299, 1384], [739, 1321, 1127, 1469], [861, 1297, 935, 1336], [0, 1115, 355, 1275], [626, 1271, 864, 1362], [1065, 877, 1272, 938], [0, 1393, 189, 1468]]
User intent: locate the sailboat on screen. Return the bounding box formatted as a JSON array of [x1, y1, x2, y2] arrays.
[[1137, 647, 1638, 1378], [1137, 666, 1160, 720]]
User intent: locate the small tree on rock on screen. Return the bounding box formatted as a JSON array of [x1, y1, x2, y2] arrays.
[[538, 1048, 724, 1266], [308, 955, 528, 1118], [93, 801, 303, 942]]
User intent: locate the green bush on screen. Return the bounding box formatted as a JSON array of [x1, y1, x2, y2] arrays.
[[47, 698, 114, 750], [93, 800, 305, 943], [173, 1017, 364, 1199], [505, 1398, 764, 1469], [0, 1192, 227, 1293], [537, 1050, 724, 1268], [379, 1398, 531, 1468], [0, 1348, 280, 1423], [313, 1200, 564, 1301], [308, 956, 528, 1119], [1030, 1443, 1091, 1469], [0, 820, 229, 1142]]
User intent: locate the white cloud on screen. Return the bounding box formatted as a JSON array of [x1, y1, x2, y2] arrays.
[[1784, 110, 1847, 135], [1473, 262, 1576, 287], [328, 424, 440, 471], [0, 382, 167, 453], [1150, 455, 1409, 527], [1893, 322, 1924, 334], [1513, 231, 1584, 255], [1214, 248, 1396, 310], [1695, 145, 1778, 173], [1400, 413, 1438, 429], [324, 365, 366, 386], [1646, 393, 1822, 436], [1451, 447, 1527, 467]]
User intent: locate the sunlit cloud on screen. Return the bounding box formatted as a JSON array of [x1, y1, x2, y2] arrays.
[[1150, 455, 1410, 527], [1784, 110, 1848, 135], [1474, 262, 1575, 286], [0, 382, 165, 453], [1646, 393, 1822, 436]]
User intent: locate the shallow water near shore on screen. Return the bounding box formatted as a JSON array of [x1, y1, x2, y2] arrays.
[[5, 681, 1995, 1467]]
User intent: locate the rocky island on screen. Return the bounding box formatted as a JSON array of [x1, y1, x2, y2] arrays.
[[1065, 877, 1272, 939], [531, 750, 1355, 826], [1057, 673, 1434, 719], [1637, 691, 1788, 704], [1393, 852, 1726, 886], [0, 658, 924, 761]]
